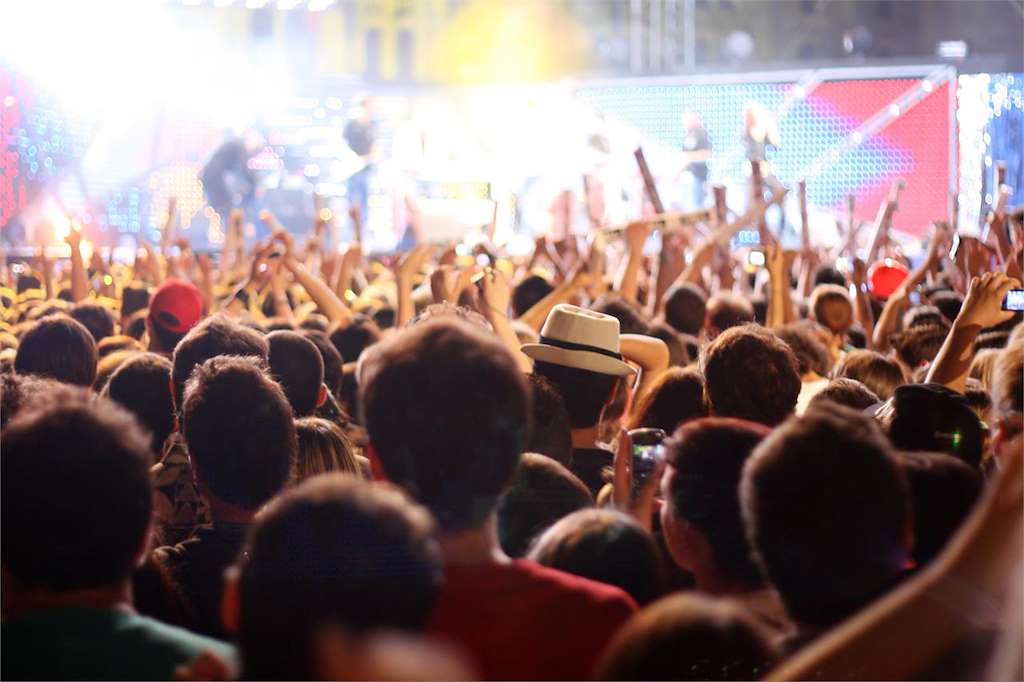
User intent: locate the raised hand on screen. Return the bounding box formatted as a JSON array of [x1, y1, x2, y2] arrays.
[[478, 267, 511, 318], [958, 271, 1022, 329], [624, 220, 653, 254], [395, 244, 432, 283]]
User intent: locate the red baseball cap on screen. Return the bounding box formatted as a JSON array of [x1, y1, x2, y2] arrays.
[[867, 259, 910, 299], [148, 278, 203, 334]]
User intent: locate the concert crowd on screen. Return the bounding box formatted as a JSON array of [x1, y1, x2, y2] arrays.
[[1, 170, 1022, 680]]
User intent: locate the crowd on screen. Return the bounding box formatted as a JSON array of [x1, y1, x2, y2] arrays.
[[1, 189, 1022, 681]]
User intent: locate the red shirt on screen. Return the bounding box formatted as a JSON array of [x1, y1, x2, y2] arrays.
[[429, 559, 637, 680]]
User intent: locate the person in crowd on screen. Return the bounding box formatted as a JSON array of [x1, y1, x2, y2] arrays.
[[830, 348, 906, 401], [705, 292, 755, 339], [293, 416, 362, 481], [807, 377, 881, 411], [595, 593, 777, 681], [740, 401, 913, 653], [360, 316, 637, 680], [809, 283, 854, 358], [97, 334, 144, 358], [1, 390, 233, 679], [875, 383, 985, 469], [529, 508, 668, 606], [774, 322, 833, 413], [154, 356, 296, 638], [14, 314, 97, 387], [647, 321, 690, 367], [154, 314, 270, 544], [524, 374, 574, 466], [102, 352, 175, 456], [93, 348, 141, 392], [626, 366, 707, 433], [660, 417, 791, 635], [225, 475, 443, 679], [513, 274, 555, 318], [701, 323, 801, 426], [146, 278, 205, 356], [266, 329, 327, 417], [302, 329, 345, 399], [661, 283, 706, 337], [329, 314, 380, 364], [69, 301, 117, 343], [496, 452, 594, 558]]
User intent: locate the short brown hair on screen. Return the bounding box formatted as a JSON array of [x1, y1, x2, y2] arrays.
[[14, 315, 97, 387], [294, 416, 360, 482], [701, 324, 800, 426], [360, 317, 530, 530], [811, 284, 853, 334], [706, 293, 754, 336], [172, 313, 269, 408], [832, 349, 905, 400]]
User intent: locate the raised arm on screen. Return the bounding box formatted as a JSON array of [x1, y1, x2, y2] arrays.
[[478, 267, 533, 373], [517, 269, 591, 333], [616, 221, 651, 303], [393, 244, 432, 328], [925, 271, 1020, 393], [619, 333, 670, 400], [764, 244, 795, 328], [65, 222, 89, 302]]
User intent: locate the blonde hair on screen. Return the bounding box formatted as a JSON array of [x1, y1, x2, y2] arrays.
[[294, 417, 361, 482]]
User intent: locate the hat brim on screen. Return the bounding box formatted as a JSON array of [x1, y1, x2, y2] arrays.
[[522, 343, 637, 377]]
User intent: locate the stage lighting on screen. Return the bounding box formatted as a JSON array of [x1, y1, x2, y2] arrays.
[[937, 41, 968, 60], [842, 26, 873, 57]]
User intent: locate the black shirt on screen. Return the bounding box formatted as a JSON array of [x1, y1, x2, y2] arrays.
[[682, 127, 711, 181], [153, 523, 251, 639], [344, 118, 375, 158], [570, 447, 615, 498]]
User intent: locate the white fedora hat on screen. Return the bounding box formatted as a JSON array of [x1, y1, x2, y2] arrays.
[[522, 304, 636, 377]]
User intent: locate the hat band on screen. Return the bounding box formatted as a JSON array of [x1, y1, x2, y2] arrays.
[[539, 335, 623, 361]]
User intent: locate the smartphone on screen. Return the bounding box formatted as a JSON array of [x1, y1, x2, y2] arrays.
[[628, 428, 667, 492], [747, 250, 766, 267], [1002, 289, 1024, 312], [949, 232, 961, 261]]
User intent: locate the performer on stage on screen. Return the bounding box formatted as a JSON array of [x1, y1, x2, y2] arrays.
[[200, 129, 263, 223], [741, 102, 783, 192], [680, 111, 712, 209], [343, 97, 377, 229]]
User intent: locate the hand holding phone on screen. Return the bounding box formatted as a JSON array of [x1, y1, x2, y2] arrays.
[[628, 428, 667, 491]]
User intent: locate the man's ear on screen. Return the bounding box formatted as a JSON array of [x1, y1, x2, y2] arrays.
[[316, 384, 328, 408], [221, 568, 241, 634]]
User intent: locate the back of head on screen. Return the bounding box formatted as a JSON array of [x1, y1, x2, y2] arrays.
[[701, 324, 800, 426], [529, 508, 667, 606], [303, 330, 344, 398], [93, 349, 140, 393], [628, 367, 707, 432], [895, 451, 981, 566], [329, 314, 381, 363], [663, 417, 770, 588], [2, 390, 153, 592], [172, 313, 269, 408], [893, 324, 948, 370], [740, 402, 910, 627], [774, 323, 832, 377], [533, 361, 619, 431], [663, 283, 707, 336], [525, 374, 573, 466], [596, 593, 776, 681], [69, 302, 117, 343], [266, 330, 324, 417], [811, 284, 854, 334], [238, 475, 442, 680], [0, 372, 60, 428], [512, 274, 555, 318], [103, 352, 175, 454], [121, 283, 151, 320], [182, 356, 295, 510], [591, 295, 650, 335], [901, 305, 946, 331], [360, 317, 530, 531], [968, 348, 1000, 389], [812, 265, 847, 288], [991, 341, 1024, 422], [647, 322, 689, 368], [832, 349, 905, 400], [497, 452, 593, 558], [885, 383, 984, 469], [15, 314, 97, 387], [294, 416, 360, 482], [706, 293, 754, 337], [97, 334, 144, 359], [808, 377, 880, 411], [927, 289, 963, 324]]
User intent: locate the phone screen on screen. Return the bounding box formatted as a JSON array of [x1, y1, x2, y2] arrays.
[[1002, 289, 1024, 312], [628, 428, 667, 491], [748, 250, 766, 267]]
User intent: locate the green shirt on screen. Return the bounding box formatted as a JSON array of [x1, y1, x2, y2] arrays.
[[1, 606, 235, 680]]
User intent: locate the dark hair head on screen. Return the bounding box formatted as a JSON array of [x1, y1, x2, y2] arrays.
[[529, 508, 667, 606], [628, 367, 707, 432], [15, 315, 97, 387], [663, 283, 707, 336], [740, 402, 910, 627], [237, 475, 442, 680], [512, 275, 555, 318], [103, 352, 175, 455], [812, 265, 847, 288], [266, 330, 324, 417], [895, 451, 981, 566], [0, 373, 61, 428], [97, 334, 144, 359], [525, 374, 573, 466], [701, 324, 800, 426], [774, 323, 832, 377], [294, 416, 360, 482], [532, 361, 619, 430], [926, 290, 963, 324], [360, 317, 530, 531], [69, 302, 117, 343], [182, 355, 295, 509], [808, 377, 881, 411], [648, 322, 690, 367], [93, 349, 140, 393], [302, 330, 344, 399], [329, 314, 380, 363], [678, 333, 700, 366], [171, 313, 269, 409], [298, 313, 330, 333], [884, 383, 985, 469], [371, 305, 396, 330], [901, 305, 946, 331], [705, 293, 754, 336], [664, 417, 771, 587], [497, 452, 593, 558], [2, 389, 153, 591], [121, 283, 151, 319], [591, 295, 650, 335], [124, 309, 149, 341], [596, 593, 776, 681], [832, 349, 905, 400], [893, 324, 948, 370]]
